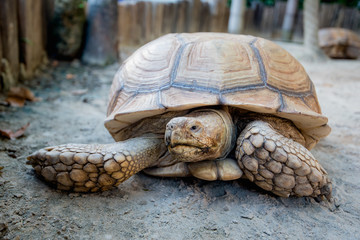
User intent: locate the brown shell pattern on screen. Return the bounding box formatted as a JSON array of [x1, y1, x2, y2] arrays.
[[105, 33, 330, 143]]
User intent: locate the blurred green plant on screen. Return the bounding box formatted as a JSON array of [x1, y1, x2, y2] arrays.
[[78, 0, 86, 9]]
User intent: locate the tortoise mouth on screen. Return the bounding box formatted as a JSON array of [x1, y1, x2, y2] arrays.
[[168, 141, 209, 149], [167, 144, 211, 162]]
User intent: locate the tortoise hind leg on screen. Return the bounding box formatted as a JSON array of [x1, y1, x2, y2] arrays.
[[235, 120, 332, 199], [144, 159, 244, 181]]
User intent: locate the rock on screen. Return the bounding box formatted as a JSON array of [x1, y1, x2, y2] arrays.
[[13, 193, 23, 198], [138, 200, 147, 205]]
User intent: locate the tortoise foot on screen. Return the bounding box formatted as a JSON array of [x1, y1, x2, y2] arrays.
[[235, 120, 332, 200]]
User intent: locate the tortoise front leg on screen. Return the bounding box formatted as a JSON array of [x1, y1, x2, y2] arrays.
[[27, 137, 166, 192], [235, 120, 332, 199]]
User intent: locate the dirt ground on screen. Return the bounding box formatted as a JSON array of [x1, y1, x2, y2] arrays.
[[1, 42, 360, 240]]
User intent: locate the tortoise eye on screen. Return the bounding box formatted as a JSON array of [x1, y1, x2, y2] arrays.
[[190, 125, 199, 131]]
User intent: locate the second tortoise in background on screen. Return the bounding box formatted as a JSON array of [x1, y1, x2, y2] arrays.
[[319, 28, 360, 59]]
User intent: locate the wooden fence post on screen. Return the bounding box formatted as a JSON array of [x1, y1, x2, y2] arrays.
[[82, 0, 118, 66], [199, 2, 211, 32], [0, 0, 19, 89], [153, 3, 165, 39], [175, 1, 187, 33], [18, 0, 46, 80], [190, 0, 201, 32], [144, 2, 153, 42], [211, 0, 227, 32], [136, 2, 146, 44]]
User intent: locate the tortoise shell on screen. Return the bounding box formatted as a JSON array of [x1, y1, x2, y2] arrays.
[[319, 28, 360, 59], [105, 33, 330, 149]]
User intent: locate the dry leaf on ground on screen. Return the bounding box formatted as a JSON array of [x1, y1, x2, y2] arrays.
[[0, 123, 30, 140], [5, 97, 26, 107], [5, 87, 40, 107], [66, 74, 75, 79]]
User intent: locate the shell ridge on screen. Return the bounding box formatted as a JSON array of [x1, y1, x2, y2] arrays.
[[265, 84, 311, 98], [170, 35, 187, 86], [249, 38, 267, 86], [300, 96, 312, 109], [157, 91, 166, 109], [277, 91, 285, 112]]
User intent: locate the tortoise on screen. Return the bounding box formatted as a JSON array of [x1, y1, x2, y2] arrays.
[[319, 28, 360, 59], [27, 33, 332, 199]]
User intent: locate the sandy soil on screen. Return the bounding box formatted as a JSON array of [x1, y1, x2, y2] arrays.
[[1, 43, 360, 240]]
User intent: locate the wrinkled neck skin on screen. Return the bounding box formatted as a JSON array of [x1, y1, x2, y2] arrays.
[[165, 108, 236, 162]]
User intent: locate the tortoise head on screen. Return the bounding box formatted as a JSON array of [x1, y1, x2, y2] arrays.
[[165, 109, 235, 162]]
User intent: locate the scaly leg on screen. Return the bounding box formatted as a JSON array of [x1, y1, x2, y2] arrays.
[[27, 137, 166, 192], [236, 120, 332, 199]]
